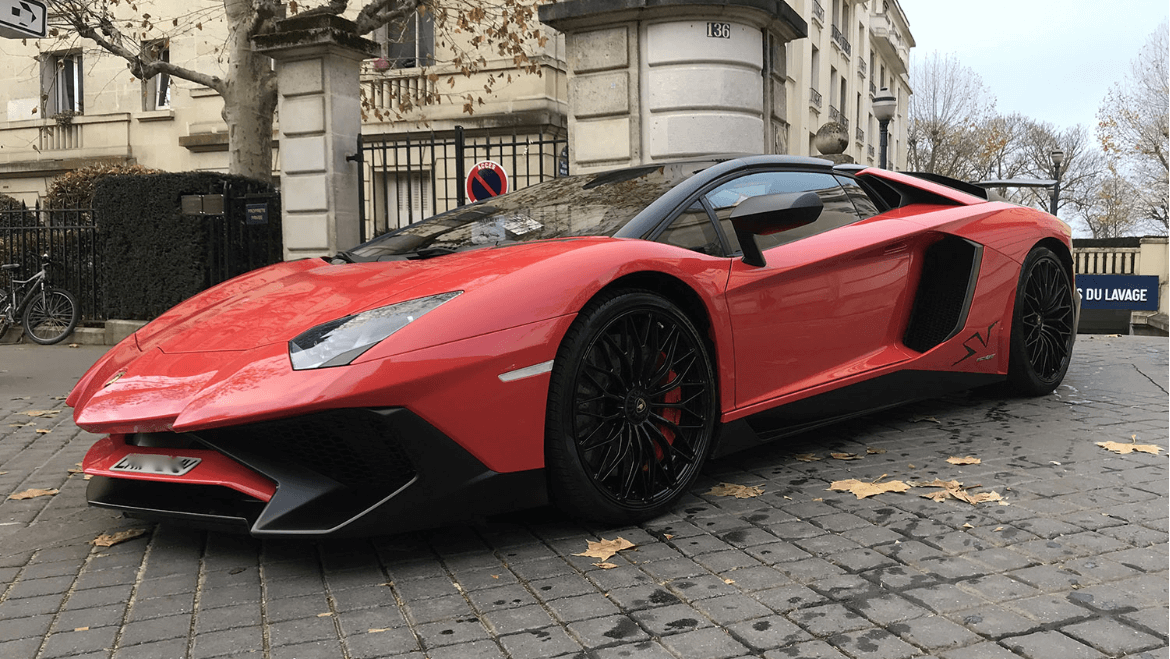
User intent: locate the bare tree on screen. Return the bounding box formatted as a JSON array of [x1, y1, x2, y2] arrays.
[[1082, 176, 1142, 239], [907, 51, 997, 179], [43, 0, 548, 182], [1097, 21, 1169, 232], [1013, 123, 1104, 223]]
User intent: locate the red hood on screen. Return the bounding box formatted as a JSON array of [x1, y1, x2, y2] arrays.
[[136, 245, 546, 354]]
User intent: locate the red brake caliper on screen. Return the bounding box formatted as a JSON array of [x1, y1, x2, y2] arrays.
[[652, 364, 682, 461]]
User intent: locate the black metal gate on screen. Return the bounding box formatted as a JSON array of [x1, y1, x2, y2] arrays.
[[0, 204, 101, 321], [356, 126, 568, 242]]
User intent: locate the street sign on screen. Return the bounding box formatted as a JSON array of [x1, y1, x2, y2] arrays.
[[1076, 274, 1160, 311], [0, 0, 47, 39], [465, 160, 509, 203]]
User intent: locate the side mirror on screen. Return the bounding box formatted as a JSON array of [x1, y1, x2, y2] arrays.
[[729, 191, 823, 267]]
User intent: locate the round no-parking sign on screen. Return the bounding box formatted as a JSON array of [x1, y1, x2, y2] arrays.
[[465, 160, 509, 202]]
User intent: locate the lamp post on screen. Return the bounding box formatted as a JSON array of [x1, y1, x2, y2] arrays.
[[1049, 148, 1065, 216], [873, 87, 897, 169]]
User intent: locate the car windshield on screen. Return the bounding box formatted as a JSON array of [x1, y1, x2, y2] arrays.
[[347, 163, 704, 259]]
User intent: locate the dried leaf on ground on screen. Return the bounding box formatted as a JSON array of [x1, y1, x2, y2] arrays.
[[573, 537, 635, 561], [317, 612, 332, 617], [368, 628, 389, 634], [707, 483, 764, 498], [593, 562, 618, 569], [68, 343, 79, 348], [866, 447, 887, 454], [92, 528, 147, 547], [915, 479, 1004, 506], [1096, 440, 1162, 456], [947, 456, 981, 465], [911, 479, 963, 489], [35, 429, 51, 434], [67, 467, 83, 474], [829, 476, 911, 499], [792, 453, 821, 462], [22, 410, 59, 418], [952, 489, 1004, 505], [8, 488, 58, 500], [910, 415, 940, 424], [830, 452, 862, 461], [73, 626, 89, 632]]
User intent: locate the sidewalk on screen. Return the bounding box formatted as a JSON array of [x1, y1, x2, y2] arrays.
[[0, 336, 1165, 659]]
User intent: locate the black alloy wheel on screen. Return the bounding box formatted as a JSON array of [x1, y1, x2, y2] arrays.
[[1007, 247, 1075, 395], [546, 290, 716, 523]]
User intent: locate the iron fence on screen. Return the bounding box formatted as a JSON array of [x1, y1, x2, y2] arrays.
[[357, 126, 569, 242], [0, 205, 101, 321]]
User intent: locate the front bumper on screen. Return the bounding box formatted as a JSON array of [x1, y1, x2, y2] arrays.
[[84, 408, 547, 537]]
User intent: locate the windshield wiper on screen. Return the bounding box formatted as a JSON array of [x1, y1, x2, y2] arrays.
[[408, 246, 460, 259], [331, 250, 356, 263]]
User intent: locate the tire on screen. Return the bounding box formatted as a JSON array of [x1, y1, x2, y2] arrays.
[[22, 287, 79, 345], [545, 290, 718, 524], [1006, 247, 1075, 395]]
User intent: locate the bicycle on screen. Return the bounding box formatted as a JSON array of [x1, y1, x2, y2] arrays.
[[0, 254, 80, 345]]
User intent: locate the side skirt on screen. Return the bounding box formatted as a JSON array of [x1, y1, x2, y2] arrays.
[[713, 370, 1005, 457]]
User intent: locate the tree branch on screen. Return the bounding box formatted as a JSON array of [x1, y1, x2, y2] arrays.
[[297, 0, 349, 18]]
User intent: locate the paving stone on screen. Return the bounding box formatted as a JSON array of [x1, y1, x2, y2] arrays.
[[1062, 617, 1164, 656], [631, 603, 713, 636], [940, 640, 1039, 659], [606, 584, 681, 611], [268, 615, 337, 647], [953, 604, 1042, 639], [499, 626, 582, 659], [827, 627, 919, 659], [343, 626, 419, 659], [424, 639, 504, 659], [849, 593, 931, 626], [113, 637, 188, 659], [752, 584, 827, 613], [726, 615, 811, 652], [1120, 606, 1169, 638], [666, 573, 742, 600], [788, 603, 871, 636], [659, 626, 750, 659], [269, 639, 345, 659], [763, 639, 851, 658], [692, 593, 775, 625], [568, 614, 650, 648], [886, 615, 981, 650], [39, 626, 119, 659], [117, 614, 190, 646], [415, 617, 490, 649], [594, 640, 678, 659], [482, 605, 556, 635], [1000, 630, 1105, 659]]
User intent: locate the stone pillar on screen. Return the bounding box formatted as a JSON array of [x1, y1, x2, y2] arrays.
[[540, 0, 806, 174], [255, 16, 377, 260]]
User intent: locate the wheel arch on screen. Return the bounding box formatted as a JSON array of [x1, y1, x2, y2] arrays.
[[1035, 236, 1075, 284]]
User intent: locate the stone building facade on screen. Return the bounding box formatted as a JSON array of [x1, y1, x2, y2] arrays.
[[0, 0, 913, 232]]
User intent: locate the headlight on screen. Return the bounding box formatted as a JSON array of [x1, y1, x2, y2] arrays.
[[288, 291, 462, 370]]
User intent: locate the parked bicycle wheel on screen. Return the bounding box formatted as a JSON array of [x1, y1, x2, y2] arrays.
[[23, 288, 79, 345]]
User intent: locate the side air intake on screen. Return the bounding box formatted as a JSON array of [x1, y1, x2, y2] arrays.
[[903, 237, 982, 353]]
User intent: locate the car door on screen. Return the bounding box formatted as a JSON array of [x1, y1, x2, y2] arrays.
[[715, 170, 924, 410]]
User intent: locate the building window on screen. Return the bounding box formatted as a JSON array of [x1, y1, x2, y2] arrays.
[[143, 41, 171, 110], [375, 10, 435, 69], [41, 52, 83, 116]]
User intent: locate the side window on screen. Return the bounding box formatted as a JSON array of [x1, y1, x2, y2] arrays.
[[657, 201, 723, 255], [706, 171, 861, 253], [835, 175, 881, 219]]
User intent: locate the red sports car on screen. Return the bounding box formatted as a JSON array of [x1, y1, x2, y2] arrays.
[[68, 156, 1078, 537]]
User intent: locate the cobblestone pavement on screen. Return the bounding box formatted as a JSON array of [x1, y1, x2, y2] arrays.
[[0, 336, 1166, 659]]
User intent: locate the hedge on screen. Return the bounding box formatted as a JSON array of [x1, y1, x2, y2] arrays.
[[94, 172, 281, 320]]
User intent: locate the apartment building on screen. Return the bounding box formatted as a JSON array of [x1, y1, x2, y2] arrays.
[[0, 0, 913, 236]]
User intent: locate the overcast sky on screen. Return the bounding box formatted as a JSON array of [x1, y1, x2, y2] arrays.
[[896, 0, 1168, 135]]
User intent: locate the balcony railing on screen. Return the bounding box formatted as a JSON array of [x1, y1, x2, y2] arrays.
[[811, 0, 825, 26], [361, 71, 438, 116], [829, 106, 849, 130], [869, 81, 877, 96], [856, 127, 865, 143], [810, 88, 822, 109], [38, 121, 81, 151], [858, 58, 867, 78], [867, 145, 875, 159], [831, 25, 852, 56], [1075, 247, 1141, 275]]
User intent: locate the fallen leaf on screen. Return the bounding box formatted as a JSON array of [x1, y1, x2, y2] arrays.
[[830, 452, 862, 461], [574, 537, 635, 561], [9, 422, 34, 428], [8, 488, 58, 500], [92, 528, 147, 547], [866, 447, 887, 454], [994, 526, 1004, 532], [593, 562, 618, 569], [910, 415, 940, 424], [22, 410, 59, 418], [911, 479, 963, 489], [491, 574, 499, 579], [663, 534, 674, 540], [368, 628, 389, 634], [67, 467, 83, 474], [812, 498, 823, 502], [1096, 440, 1162, 455], [908, 464, 916, 469], [707, 483, 764, 498], [1050, 461, 1061, 465], [723, 578, 735, 584], [947, 456, 981, 465], [829, 476, 911, 499], [317, 612, 332, 617], [962, 523, 973, 529], [68, 343, 79, 348], [36, 429, 51, 434], [73, 626, 89, 632], [920, 489, 953, 502], [792, 453, 821, 462]]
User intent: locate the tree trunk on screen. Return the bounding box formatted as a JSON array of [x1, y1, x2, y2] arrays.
[[222, 1, 279, 183]]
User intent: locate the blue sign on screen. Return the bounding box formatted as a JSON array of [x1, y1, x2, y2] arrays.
[[245, 203, 268, 225], [1076, 274, 1159, 311]]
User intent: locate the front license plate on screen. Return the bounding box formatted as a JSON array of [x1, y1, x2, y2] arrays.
[[110, 454, 202, 476]]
